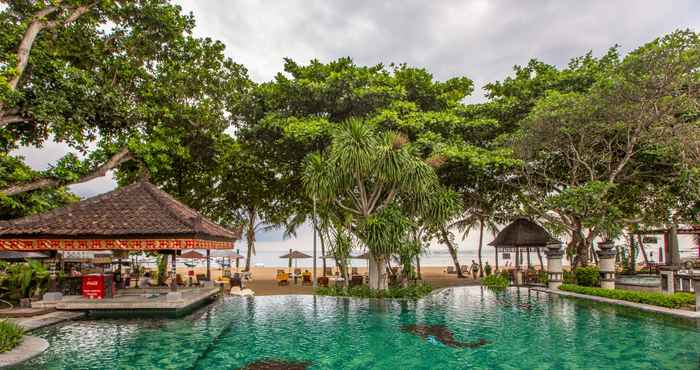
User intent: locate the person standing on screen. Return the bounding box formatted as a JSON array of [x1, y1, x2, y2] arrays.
[[470, 260, 479, 279]]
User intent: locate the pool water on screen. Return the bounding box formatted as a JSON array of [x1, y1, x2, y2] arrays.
[[14, 287, 700, 369]]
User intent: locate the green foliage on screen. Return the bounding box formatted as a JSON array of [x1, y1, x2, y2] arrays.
[[563, 270, 576, 284], [482, 274, 509, 289], [559, 284, 695, 309], [537, 270, 549, 285], [0, 320, 23, 353], [0, 154, 78, 219], [315, 282, 432, 299], [0, 260, 50, 301], [574, 266, 600, 287]]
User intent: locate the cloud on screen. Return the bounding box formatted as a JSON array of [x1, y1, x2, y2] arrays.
[[10, 0, 699, 259]]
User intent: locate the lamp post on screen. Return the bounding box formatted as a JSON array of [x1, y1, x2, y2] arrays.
[[312, 197, 318, 289]]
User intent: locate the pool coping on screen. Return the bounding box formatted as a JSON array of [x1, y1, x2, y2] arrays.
[[0, 336, 48, 368], [533, 287, 700, 320]]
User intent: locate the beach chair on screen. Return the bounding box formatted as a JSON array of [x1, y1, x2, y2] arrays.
[[350, 275, 364, 287], [351, 267, 359, 275], [317, 276, 329, 287], [196, 274, 207, 285], [276, 270, 289, 286], [301, 272, 312, 286], [446, 266, 456, 274], [324, 267, 333, 276], [461, 265, 469, 274], [294, 268, 302, 275]]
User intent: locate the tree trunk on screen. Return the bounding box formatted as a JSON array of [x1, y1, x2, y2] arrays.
[[570, 218, 589, 269], [536, 248, 544, 270], [243, 208, 257, 272], [416, 255, 422, 280], [440, 226, 465, 278], [319, 228, 327, 276], [368, 252, 388, 290], [477, 219, 484, 278], [636, 234, 650, 267]]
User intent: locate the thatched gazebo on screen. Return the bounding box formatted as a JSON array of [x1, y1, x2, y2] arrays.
[[489, 218, 558, 285], [0, 180, 240, 292]]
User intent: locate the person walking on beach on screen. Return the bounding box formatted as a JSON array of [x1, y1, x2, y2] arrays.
[[470, 260, 479, 279]]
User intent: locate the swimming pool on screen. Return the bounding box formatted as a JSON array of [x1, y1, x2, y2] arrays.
[[14, 287, 700, 369]]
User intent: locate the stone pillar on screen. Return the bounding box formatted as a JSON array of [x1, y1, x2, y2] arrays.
[[659, 266, 678, 294], [692, 275, 700, 312], [596, 240, 617, 290], [545, 243, 564, 290]]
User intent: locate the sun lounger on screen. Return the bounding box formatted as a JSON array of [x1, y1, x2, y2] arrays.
[[276, 269, 289, 286], [350, 275, 364, 287], [351, 267, 358, 275], [317, 276, 329, 287], [446, 266, 456, 274], [230, 286, 255, 296], [324, 267, 333, 276]]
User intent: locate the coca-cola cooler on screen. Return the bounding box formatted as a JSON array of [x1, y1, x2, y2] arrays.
[[82, 273, 115, 299]]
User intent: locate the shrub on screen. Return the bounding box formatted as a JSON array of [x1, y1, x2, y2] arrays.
[[563, 270, 576, 284], [574, 266, 600, 287], [315, 282, 433, 299], [559, 284, 695, 309], [0, 320, 23, 353], [482, 274, 509, 289], [537, 271, 548, 285]]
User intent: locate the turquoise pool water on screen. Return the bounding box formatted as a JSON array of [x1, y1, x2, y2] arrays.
[[14, 287, 700, 369]]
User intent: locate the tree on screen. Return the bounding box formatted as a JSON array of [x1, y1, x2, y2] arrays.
[[303, 119, 453, 289], [513, 30, 700, 267], [1, 1, 250, 203]]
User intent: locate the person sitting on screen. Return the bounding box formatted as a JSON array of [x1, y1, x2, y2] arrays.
[[138, 272, 153, 288], [301, 270, 312, 286]]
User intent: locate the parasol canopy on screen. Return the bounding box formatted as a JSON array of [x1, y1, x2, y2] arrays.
[[180, 250, 207, 259], [210, 249, 245, 259], [279, 250, 312, 259]]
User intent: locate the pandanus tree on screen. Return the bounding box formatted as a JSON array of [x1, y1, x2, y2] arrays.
[[303, 118, 450, 290]]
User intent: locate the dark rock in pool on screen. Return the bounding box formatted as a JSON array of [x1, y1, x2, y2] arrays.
[[238, 359, 312, 370], [401, 324, 491, 349]]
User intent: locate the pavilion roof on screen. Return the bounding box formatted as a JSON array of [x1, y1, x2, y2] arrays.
[[0, 180, 239, 244], [488, 218, 558, 248]]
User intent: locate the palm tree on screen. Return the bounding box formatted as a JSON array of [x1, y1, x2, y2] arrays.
[[451, 213, 499, 277], [303, 119, 447, 290]]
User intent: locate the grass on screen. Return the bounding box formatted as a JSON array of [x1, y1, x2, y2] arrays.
[[315, 282, 433, 299], [0, 320, 23, 353], [559, 284, 696, 309]]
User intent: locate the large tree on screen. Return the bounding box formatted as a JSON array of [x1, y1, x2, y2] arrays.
[[303, 119, 457, 289], [513, 30, 700, 267]]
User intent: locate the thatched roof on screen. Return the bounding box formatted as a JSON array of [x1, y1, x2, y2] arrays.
[[488, 218, 558, 247], [0, 180, 239, 242], [279, 250, 312, 259]]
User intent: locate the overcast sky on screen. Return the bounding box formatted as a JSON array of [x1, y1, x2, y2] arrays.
[[12, 0, 700, 255]]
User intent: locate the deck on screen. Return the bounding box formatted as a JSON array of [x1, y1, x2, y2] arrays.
[[32, 287, 221, 317]]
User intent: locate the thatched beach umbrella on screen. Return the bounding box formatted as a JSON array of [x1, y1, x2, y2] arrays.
[[280, 249, 312, 271]]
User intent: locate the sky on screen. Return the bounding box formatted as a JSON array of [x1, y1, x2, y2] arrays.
[[12, 0, 700, 264]]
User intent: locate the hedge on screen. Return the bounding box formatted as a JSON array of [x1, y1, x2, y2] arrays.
[[0, 320, 24, 353], [315, 282, 433, 299], [482, 274, 509, 289], [559, 284, 695, 309]]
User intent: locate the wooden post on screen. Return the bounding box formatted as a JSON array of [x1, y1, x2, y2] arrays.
[[495, 248, 499, 271], [170, 250, 177, 291], [206, 249, 211, 281]]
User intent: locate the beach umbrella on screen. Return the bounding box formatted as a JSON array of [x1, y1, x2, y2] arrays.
[[280, 249, 312, 270], [351, 252, 370, 259], [180, 250, 207, 259]]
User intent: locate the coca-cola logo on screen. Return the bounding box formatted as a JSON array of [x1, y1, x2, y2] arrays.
[[86, 281, 98, 286]]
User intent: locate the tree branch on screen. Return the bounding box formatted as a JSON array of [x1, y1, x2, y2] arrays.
[[1, 147, 133, 197], [0, 115, 27, 128]]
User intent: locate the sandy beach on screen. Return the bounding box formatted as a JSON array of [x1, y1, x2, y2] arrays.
[[165, 266, 482, 296]]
